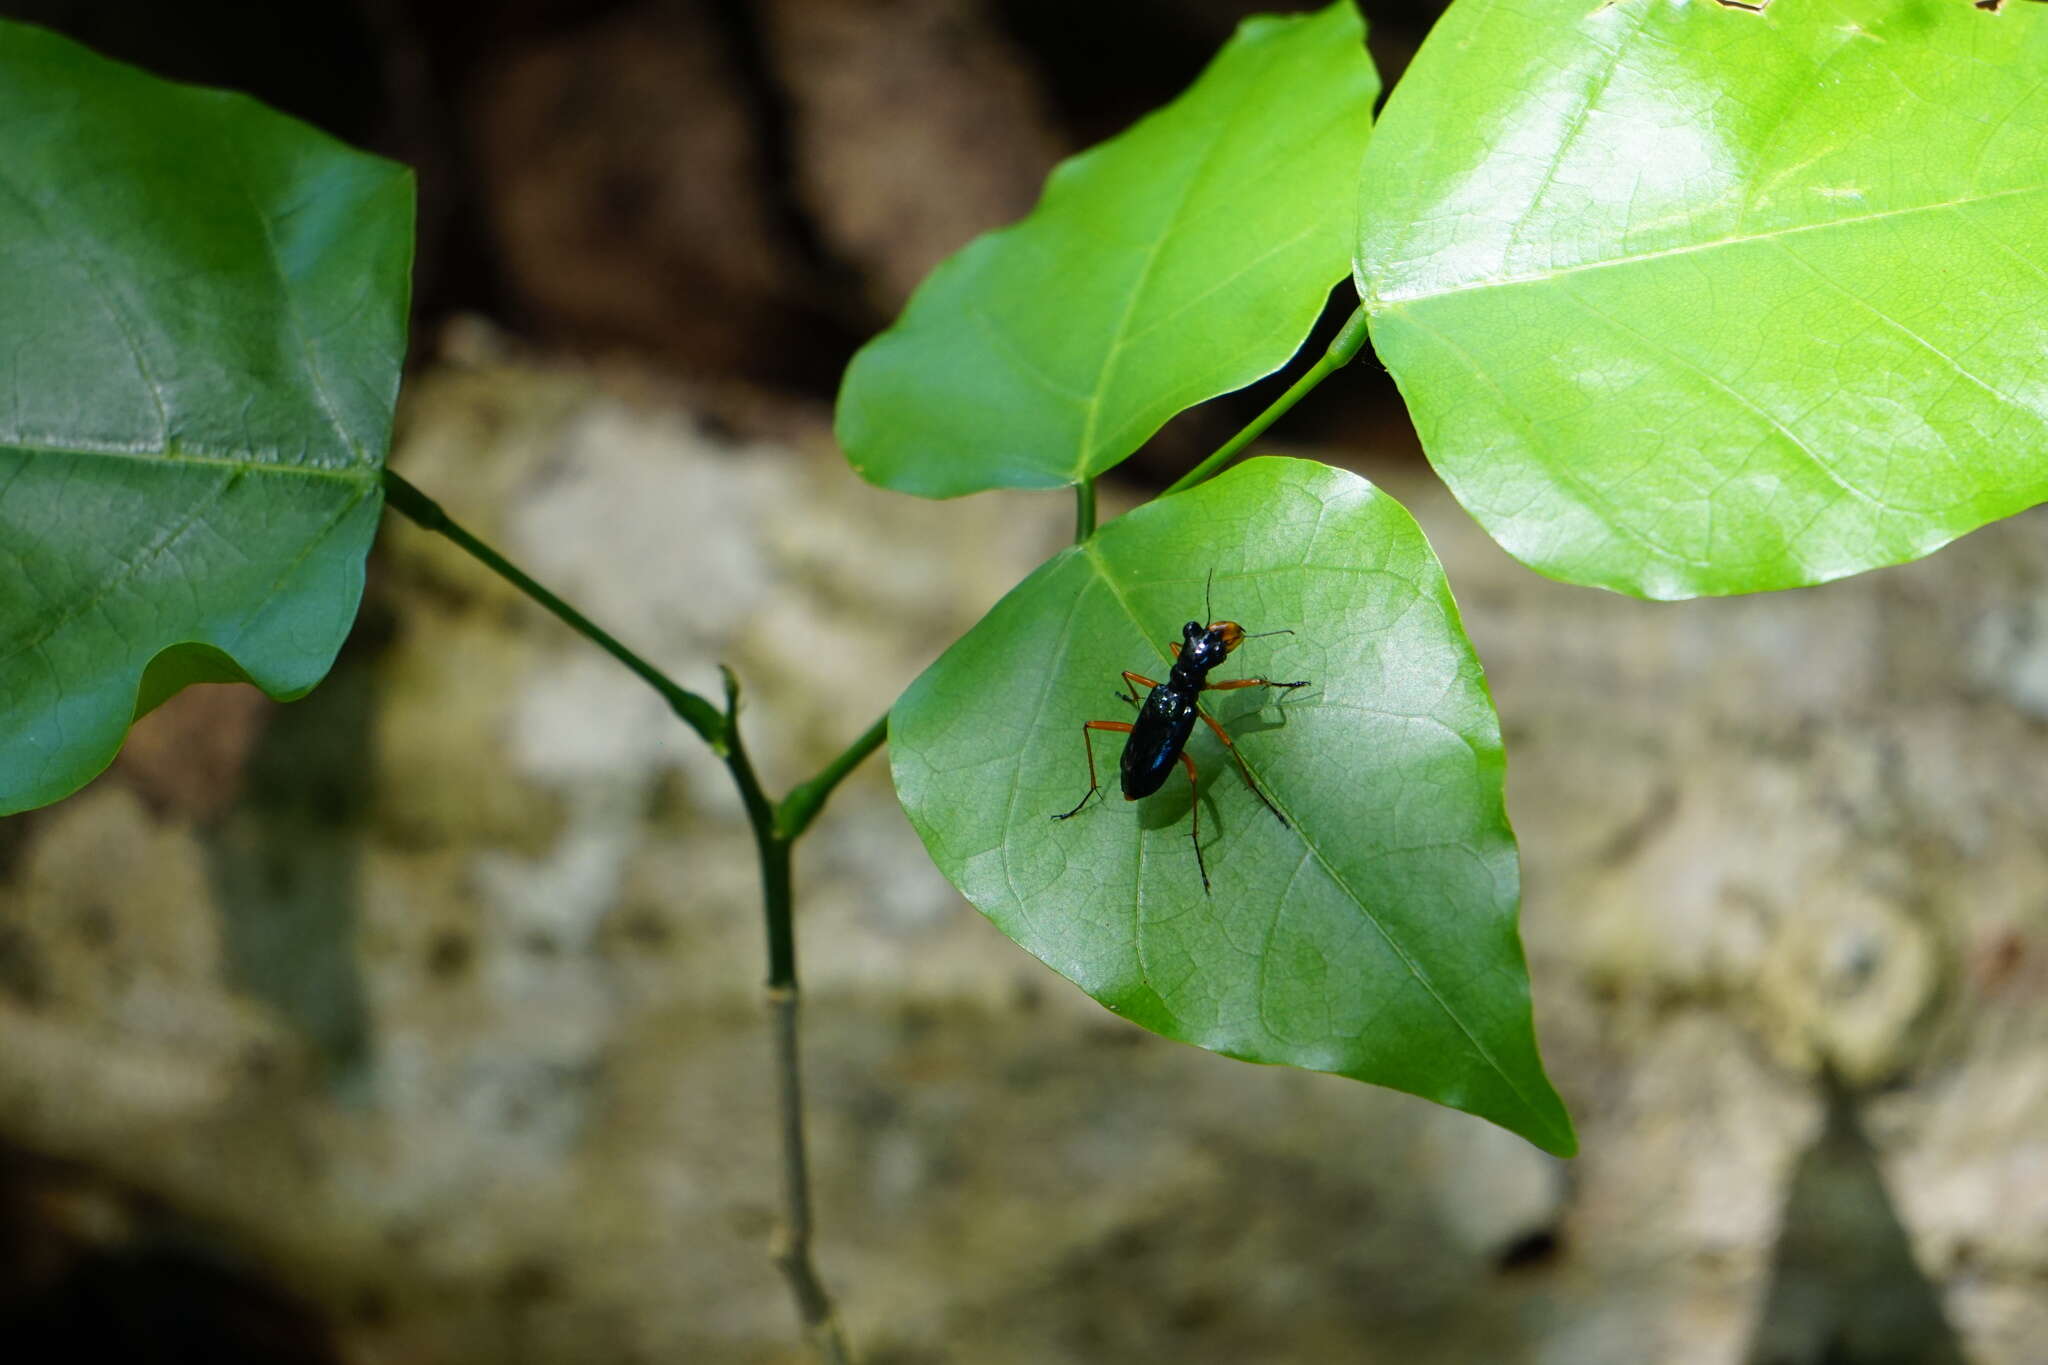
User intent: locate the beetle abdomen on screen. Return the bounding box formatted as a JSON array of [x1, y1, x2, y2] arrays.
[[1120, 689, 1197, 800]]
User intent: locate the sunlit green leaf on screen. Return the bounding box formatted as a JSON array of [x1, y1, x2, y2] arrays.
[[839, 2, 1379, 498], [0, 22, 411, 814], [891, 457, 1574, 1154], [1357, 0, 2048, 599]]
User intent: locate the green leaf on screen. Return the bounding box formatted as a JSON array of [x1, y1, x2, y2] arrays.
[[1357, 0, 2048, 599], [839, 2, 1379, 498], [0, 22, 412, 814], [890, 457, 1574, 1155]]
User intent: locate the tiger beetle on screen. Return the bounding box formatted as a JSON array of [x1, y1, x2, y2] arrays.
[[1051, 573, 1309, 893]]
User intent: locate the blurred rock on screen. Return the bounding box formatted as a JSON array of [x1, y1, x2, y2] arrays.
[[1431, 449, 2048, 1365], [113, 682, 274, 824], [0, 347, 2043, 1363], [462, 1, 854, 389]]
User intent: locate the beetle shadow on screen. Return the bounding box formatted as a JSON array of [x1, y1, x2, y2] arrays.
[[1133, 769, 1201, 833], [1133, 692, 1312, 845], [1210, 683, 1313, 746]]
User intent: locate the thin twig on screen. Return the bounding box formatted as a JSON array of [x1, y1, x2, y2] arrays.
[[779, 712, 888, 841], [769, 985, 850, 1364], [381, 469, 727, 747]]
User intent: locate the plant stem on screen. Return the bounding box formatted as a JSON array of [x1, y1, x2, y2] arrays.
[[1161, 302, 1372, 497], [779, 712, 888, 841], [1073, 476, 1098, 542], [720, 671, 851, 1362], [381, 469, 727, 748], [385, 474, 870, 1362], [720, 669, 791, 977], [769, 986, 847, 1363]]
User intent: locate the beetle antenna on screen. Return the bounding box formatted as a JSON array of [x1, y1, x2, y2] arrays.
[[1204, 567, 1215, 626], [1240, 628, 1293, 641]]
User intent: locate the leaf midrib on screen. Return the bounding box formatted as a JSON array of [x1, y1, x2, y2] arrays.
[[1368, 182, 2048, 308], [3, 436, 376, 483], [1071, 61, 1260, 478], [1067, 19, 1371, 480]]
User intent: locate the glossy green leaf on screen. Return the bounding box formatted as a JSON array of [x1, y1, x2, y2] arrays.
[[1357, 0, 2048, 599], [838, 2, 1379, 498], [891, 457, 1573, 1154], [0, 23, 412, 814]]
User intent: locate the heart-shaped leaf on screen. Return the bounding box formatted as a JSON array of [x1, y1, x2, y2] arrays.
[[1357, 0, 2048, 599], [0, 22, 412, 814], [891, 457, 1574, 1155], [838, 2, 1379, 498]]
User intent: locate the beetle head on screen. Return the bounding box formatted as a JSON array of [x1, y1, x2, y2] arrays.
[[1181, 620, 1235, 670]]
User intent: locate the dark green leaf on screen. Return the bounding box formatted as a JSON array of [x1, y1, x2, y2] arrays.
[[891, 457, 1574, 1154], [0, 22, 412, 813], [1357, 0, 2048, 598], [839, 2, 1379, 498]]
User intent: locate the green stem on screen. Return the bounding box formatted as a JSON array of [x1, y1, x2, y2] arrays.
[[1073, 476, 1098, 542], [386, 471, 867, 1363], [381, 469, 727, 748], [770, 985, 851, 1364], [722, 672, 852, 1363], [1161, 302, 1372, 498], [720, 669, 792, 982], [779, 712, 889, 841]]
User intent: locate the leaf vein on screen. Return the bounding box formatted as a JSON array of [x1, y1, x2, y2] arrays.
[[2, 437, 373, 483], [1072, 66, 1267, 477], [1375, 184, 2048, 306], [0, 471, 238, 674], [1771, 236, 2043, 425], [0, 158, 171, 442], [219, 101, 361, 464], [1557, 285, 1893, 514]]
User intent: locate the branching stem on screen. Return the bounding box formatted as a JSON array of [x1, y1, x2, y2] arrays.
[[781, 713, 888, 840], [384, 471, 869, 1363], [721, 670, 851, 1361]]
